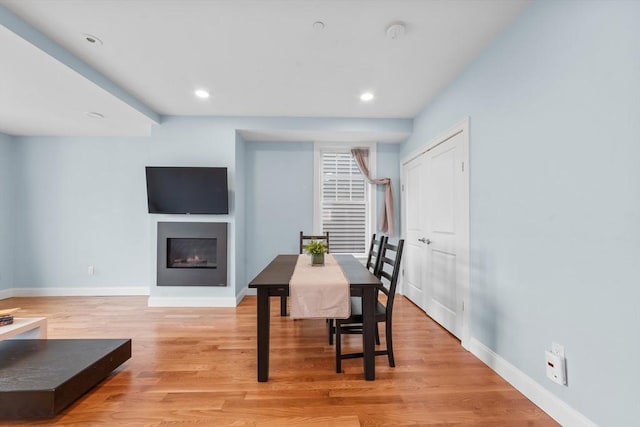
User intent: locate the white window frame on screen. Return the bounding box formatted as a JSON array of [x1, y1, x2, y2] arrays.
[[313, 141, 377, 258]]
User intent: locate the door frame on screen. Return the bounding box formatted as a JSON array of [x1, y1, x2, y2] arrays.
[[400, 117, 470, 348]]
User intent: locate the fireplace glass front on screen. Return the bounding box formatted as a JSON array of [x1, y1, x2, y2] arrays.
[[167, 238, 217, 269]]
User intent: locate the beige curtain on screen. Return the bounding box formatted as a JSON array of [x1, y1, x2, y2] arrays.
[[351, 148, 395, 236]]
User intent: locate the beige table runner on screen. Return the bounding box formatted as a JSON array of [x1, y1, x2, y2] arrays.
[[289, 254, 351, 319]]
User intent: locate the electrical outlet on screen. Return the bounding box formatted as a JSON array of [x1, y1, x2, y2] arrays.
[[545, 350, 567, 385], [88, 265, 94, 276], [552, 342, 565, 358]]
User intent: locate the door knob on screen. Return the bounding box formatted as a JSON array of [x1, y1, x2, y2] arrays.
[[418, 237, 432, 244]]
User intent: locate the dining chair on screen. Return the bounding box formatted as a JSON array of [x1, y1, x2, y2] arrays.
[[278, 231, 331, 316], [334, 238, 405, 373], [328, 233, 387, 345], [299, 231, 330, 255]]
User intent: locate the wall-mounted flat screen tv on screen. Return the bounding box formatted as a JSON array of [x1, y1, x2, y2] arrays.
[[145, 167, 229, 214]]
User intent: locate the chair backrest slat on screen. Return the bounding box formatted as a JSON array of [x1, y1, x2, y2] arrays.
[[366, 234, 387, 275], [376, 238, 404, 315], [299, 231, 330, 254]]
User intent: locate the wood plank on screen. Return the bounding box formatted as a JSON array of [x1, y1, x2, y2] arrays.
[[0, 295, 558, 426]]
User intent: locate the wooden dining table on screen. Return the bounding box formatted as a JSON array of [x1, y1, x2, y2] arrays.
[[248, 254, 382, 382]]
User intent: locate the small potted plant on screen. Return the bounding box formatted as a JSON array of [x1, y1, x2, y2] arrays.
[[304, 240, 328, 266]]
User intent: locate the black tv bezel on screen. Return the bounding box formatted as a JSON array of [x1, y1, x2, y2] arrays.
[[145, 166, 229, 215]]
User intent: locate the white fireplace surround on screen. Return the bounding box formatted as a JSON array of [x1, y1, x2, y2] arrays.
[[146, 215, 238, 308]]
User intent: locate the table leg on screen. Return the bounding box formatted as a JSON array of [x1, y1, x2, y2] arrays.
[[257, 288, 271, 382], [280, 295, 287, 316], [361, 287, 376, 381]]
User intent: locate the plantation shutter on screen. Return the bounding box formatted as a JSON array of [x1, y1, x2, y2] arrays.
[[320, 150, 367, 254]]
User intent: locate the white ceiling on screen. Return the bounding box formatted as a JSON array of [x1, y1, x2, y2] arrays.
[[0, 0, 529, 137]]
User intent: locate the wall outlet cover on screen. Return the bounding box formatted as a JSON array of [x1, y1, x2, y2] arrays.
[[545, 350, 567, 385]]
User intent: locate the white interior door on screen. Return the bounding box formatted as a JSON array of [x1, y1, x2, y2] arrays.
[[402, 155, 427, 310], [401, 120, 469, 342], [423, 132, 465, 337]]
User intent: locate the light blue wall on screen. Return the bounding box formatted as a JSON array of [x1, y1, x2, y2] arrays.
[[0, 133, 15, 291], [11, 116, 410, 300], [400, 1, 640, 425], [244, 141, 401, 283], [245, 141, 315, 282], [13, 134, 150, 290]]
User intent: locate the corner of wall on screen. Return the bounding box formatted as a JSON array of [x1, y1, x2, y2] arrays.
[[0, 133, 16, 292], [234, 132, 247, 300]]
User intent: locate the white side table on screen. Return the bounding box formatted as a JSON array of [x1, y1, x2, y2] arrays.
[[0, 317, 47, 340]]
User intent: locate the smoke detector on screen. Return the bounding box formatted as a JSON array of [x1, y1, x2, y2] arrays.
[[386, 22, 406, 39]]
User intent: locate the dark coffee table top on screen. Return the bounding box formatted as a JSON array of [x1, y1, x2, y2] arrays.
[[0, 339, 131, 392]]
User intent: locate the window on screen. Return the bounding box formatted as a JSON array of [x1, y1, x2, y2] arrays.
[[314, 143, 375, 255]]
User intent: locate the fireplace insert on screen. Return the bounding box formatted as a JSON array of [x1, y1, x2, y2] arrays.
[[157, 222, 227, 286]]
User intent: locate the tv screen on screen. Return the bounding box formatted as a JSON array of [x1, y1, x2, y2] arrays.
[[145, 167, 229, 214]]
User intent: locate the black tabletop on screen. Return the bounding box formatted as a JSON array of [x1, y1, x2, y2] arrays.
[[248, 254, 380, 288]]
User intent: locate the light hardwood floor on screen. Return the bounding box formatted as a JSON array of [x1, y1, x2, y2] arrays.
[[0, 295, 558, 426]]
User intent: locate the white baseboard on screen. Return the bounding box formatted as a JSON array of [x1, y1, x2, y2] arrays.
[[2, 287, 149, 298], [1, 286, 243, 308], [147, 296, 237, 307], [235, 287, 251, 304], [0, 288, 12, 300], [242, 287, 256, 297], [468, 338, 596, 427]]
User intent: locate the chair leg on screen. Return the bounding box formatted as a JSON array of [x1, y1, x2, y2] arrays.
[[375, 323, 380, 345], [335, 321, 342, 373], [280, 296, 287, 316], [328, 319, 335, 345], [385, 318, 395, 367]]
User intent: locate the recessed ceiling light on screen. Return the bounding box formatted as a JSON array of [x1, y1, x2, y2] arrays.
[[82, 33, 103, 45], [85, 111, 105, 119], [360, 92, 375, 102], [194, 89, 210, 99]]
